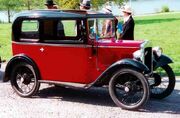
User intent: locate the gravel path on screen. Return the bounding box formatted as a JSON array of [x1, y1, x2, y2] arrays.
[[0, 63, 180, 118]]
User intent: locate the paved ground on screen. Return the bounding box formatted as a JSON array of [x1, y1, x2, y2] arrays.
[[0, 63, 180, 118]]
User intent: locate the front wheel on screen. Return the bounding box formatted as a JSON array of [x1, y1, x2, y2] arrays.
[[109, 68, 150, 110], [10, 63, 40, 97], [150, 65, 175, 99]]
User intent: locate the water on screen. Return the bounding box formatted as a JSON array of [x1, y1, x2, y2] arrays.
[[112, 0, 180, 16], [1, 0, 180, 22], [130, 0, 180, 15], [0, 11, 9, 22]]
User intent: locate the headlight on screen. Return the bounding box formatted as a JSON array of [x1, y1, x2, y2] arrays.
[[153, 46, 163, 57], [133, 50, 143, 61]]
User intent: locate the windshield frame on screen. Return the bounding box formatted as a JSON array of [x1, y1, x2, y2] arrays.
[[88, 18, 115, 40]]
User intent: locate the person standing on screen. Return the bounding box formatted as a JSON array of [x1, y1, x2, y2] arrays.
[[45, 0, 58, 9], [101, 6, 113, 37], [119, 5, 134, 40], [79, 0, 91, 10], [102, 6, 118, 38]]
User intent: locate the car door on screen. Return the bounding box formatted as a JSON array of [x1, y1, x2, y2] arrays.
[[37, 19, 92, 83]]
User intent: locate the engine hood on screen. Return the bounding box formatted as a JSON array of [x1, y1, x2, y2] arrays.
[[97, 39, 145, 48]]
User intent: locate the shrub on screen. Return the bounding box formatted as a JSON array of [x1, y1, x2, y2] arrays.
[[161, 5, 170, 12]]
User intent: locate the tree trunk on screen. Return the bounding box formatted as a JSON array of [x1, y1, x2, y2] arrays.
[[28, 0, 31, 10], [7, 7, 11, 23]]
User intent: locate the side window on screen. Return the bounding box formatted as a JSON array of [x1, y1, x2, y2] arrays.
[[43, 19, 83, 44], [20, 20, 39, 42], [61, 20, 77, 37]]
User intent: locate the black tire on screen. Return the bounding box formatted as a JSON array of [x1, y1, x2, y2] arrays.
[[151, 65, 175, 99], [10, 63, 40, 97], [109, 68, 150, 110]]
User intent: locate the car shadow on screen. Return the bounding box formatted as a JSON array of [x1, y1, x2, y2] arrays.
[[142, 89, 180, 114], [35, 86, 116, 107], [34, 85, 180, 114]]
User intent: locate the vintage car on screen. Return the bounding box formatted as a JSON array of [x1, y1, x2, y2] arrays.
[[3, 10, 175, 110]]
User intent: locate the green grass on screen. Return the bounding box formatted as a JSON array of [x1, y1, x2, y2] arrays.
[[134, 12, 180, 75], [0, 23, 12, 60], [0, 12, 180, 75]]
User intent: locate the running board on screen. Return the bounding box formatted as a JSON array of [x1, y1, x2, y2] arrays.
[[39, 80, 91, 89]]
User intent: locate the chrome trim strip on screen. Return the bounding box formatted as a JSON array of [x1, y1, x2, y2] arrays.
[[13, 41, 139, 49], [12, 41, 92, 48], [98, 46, 139, 49]]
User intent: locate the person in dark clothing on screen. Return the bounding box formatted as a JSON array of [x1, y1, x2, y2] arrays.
[[45, 0, 58, 9], [119, 5, 135, 40]]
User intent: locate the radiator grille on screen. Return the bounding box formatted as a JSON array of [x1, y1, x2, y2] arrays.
[[144, 47, 152, 72]]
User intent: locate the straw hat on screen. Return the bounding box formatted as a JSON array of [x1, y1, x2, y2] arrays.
[[121, 5, 132, 13], [103, 6, 112, 14]]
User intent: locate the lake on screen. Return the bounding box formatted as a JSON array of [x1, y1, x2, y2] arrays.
[[1, 0, 180, 22], [112, 0, 180, 16]]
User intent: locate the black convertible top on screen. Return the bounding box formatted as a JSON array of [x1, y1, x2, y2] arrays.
[[13, 10, 114, 21]]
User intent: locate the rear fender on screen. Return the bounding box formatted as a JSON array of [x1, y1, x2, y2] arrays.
[[3, 54, 40, 82], [89, 59, 149, 87]]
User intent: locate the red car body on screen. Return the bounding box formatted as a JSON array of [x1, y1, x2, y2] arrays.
[[12, 39, 142, 84]]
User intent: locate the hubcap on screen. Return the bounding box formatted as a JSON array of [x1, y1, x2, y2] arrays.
[[15, 67, 35, 94], [124, 87, 130, 92]]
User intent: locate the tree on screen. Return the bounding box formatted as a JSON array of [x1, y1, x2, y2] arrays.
[[22, 0, 44, 10], [0, 0, 22, 23], [92, 0, 127, 9], [56, 0, 79, 9], [57, 0, 127, 10]]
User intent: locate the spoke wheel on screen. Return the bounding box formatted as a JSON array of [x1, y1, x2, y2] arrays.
[[109, 69, 149, 110], [10, 63, 40, 97], [151, 65, 175, 99]]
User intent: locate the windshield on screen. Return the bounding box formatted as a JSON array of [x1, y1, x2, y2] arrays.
[[88, 18, 115, 39]]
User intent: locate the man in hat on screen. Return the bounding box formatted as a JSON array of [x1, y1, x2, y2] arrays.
[[119, 5, 134, 40], [79, 0, 91, 10], [45, 0, 58, 9]]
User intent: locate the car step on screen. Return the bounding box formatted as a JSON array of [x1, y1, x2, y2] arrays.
[[39, 80, 89, 89]]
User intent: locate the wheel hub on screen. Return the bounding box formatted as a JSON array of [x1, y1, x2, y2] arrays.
[[124, 82, 133, 93], [153, 73, 161, 86], [20, 73, 31, 85], [124, 87, 130, 92]]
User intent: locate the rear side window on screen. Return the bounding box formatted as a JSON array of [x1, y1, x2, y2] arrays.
[[61, 20, 77, 37], [20, 20, 39, 42], [22, 20, 38, 32], [42, 19, 84, 44]]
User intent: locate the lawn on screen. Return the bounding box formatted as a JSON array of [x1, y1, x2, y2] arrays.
[[134, 12, 180, 75], [0, 12, 180, 75], [0, 23, 12, 60]]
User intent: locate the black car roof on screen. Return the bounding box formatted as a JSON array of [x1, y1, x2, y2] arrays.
[[13, 10, 114, 21]]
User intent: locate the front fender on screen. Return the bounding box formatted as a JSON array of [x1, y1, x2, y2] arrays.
[[153, 54, 173, 70], [88, 59, 149, 87], [3, 54, 39, 82]]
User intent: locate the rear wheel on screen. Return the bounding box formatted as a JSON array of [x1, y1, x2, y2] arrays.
[[10, 63, 40, 97], [109, 68, 150, 110], [150, 65, 175, 99]]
